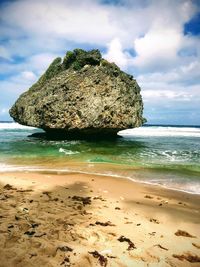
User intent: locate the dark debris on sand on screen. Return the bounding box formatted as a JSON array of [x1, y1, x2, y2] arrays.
[[3, 184, 17, 190], [89, 251, 108, 267], [154, 244, 168, 251], [60, 256, 70, 266], [24, 230, 35, 236], [144, 195, 153, 199], [149, 218, 160, 224], [72, 196, 91, 205], [118, 235, 136, 250], [57, 245, 73, 252], [175, 230, 196, 238], [95, 221, 115, 227], [192, 243, 200, 249], [173, 253, 200, 263]]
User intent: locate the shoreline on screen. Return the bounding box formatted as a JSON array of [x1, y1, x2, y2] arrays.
[[0, 171, 200, 266], [0, 162, 200, 195]]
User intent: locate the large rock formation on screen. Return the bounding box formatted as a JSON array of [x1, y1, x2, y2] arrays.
[[10, 49, 145, 139]]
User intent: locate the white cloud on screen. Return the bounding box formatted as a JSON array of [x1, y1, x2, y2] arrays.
[[180, 60, 200, 80], [27, 53, 60, 75], [137, 61, 200, 85], [21, 71, 37, 81], [132, 0, 196, 71], [0, 0, 198, 73], [142, 89, 193, 102], [133, 27, 182, 69], [0, 0, 194, 56], [10, 71, 37, 84], [103, 38, 131, 69], [0, 0, 118, 46], [0, 52, 60, 78], [0, 80, 31, 99]]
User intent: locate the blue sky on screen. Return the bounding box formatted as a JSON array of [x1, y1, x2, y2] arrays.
[[0, 0, 200, 125]]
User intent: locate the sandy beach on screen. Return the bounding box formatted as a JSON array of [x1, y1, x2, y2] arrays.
[[0, 171, 200, 267]]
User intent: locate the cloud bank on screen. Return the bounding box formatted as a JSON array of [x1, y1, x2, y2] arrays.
[[0, 0, 199, 125]]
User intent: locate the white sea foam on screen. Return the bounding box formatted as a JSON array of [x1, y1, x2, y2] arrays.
[[118, 126, 200, 138], [0, 122, 36, 130], [59, 148, 80, 155]]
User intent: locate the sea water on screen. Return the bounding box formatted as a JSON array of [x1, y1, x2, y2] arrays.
[[0, 122, 200, 194]]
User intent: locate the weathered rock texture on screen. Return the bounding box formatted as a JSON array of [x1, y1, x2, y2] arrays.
[[10, 49, 145, 139]]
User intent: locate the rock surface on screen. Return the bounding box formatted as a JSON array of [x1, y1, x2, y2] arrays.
[[10, 49, 145, 139]]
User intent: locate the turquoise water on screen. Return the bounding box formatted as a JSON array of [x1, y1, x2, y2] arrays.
[[0, 122, 200, 194]]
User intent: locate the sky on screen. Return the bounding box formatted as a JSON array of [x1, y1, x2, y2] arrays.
[[0, 0, 200, 125]]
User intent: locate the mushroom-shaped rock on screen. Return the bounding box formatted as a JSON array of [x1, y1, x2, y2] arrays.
[[10, 49, 145, 139]]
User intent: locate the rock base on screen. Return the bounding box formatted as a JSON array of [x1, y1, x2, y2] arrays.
[[29, 128, 122, 140]]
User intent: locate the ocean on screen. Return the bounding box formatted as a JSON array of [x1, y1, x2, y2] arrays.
[[0, 122, 200, 194]]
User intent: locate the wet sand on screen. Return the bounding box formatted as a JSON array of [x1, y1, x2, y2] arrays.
[[0, 171, 200, 267]]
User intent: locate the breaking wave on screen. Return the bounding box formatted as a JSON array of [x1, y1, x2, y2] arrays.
[[59, 148, 80, 155], [0, 122, 37, 130], [118, 126, 200, 138]]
